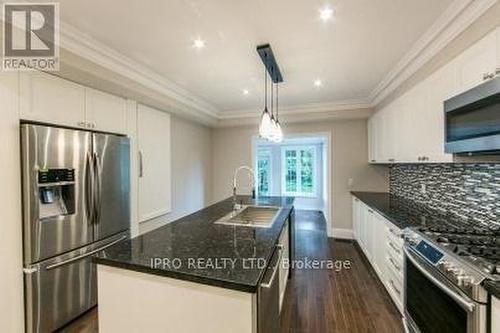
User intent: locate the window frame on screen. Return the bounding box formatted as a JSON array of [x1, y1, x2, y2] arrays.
[[280, 145, 317, 198], [256, 147, 273, 196]]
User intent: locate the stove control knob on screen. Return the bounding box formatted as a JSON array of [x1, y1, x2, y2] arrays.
[[457, 275, 472, 287], [439, 261, 450, 269], [405, 235, 419, 246]]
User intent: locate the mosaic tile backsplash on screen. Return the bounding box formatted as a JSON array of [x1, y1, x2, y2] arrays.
[[389, 164, 500, 229]]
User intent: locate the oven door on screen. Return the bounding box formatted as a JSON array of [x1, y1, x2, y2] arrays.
[[403, 245, 486, 333]]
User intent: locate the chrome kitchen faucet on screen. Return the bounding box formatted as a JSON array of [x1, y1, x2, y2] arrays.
[[232, 166, 256, 210]]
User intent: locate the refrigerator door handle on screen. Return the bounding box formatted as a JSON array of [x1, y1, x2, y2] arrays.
[[92, 152, 103, 225], [45, 235, 128, 271], [85, 152, 94, 224], [138, 150, 144, 178]]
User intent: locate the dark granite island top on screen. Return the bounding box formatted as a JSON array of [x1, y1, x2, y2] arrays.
[[94, 196, 294, 293]]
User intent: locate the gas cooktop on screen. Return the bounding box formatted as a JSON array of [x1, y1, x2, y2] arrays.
[[416, 225, 500, 276]]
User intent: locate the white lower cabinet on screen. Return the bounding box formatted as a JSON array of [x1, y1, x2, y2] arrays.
[[352, 196, 404, 313], [383, 222, 404, 312], [492, 296, 500, 333]]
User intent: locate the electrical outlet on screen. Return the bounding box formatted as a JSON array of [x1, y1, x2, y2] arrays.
[[420, 184, 427, 194]]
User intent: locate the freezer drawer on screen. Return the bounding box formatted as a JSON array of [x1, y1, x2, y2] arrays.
[[24, 232, 128, 333]]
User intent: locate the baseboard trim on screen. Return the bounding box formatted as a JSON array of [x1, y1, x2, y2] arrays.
[[332, 228, 354, 240]]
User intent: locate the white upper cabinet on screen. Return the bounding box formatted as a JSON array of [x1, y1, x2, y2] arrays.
[[137, 104, 172, 223], [20, 71, 86, 128], [455, 28, 499, 95], [368, 27, 499, 164], [85, 88, 127, 134], [20, 71, 128, 134]]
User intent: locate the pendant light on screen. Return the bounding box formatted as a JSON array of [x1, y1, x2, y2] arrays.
[[259, 56, 272, 138], [268, 70, 277, 141], [275, 83, 283, 142], [257, 44, 284, 142]]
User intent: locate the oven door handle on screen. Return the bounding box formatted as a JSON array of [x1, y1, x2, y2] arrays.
[[403, 245, 476, 312]]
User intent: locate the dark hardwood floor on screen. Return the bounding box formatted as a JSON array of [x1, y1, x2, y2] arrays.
[[279, 210, 403, 333], [58, 307, 98, 333], [62, 210, 403, 333]]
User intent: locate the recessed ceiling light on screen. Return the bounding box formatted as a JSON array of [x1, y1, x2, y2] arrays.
[[319, 6, 334, 22], [242, 89, 249, 95], [192, 38, 205, 49], [314, 79, 323, 87]]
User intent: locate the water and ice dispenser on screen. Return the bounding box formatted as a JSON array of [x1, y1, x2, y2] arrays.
[[38, 168, 76, 219]]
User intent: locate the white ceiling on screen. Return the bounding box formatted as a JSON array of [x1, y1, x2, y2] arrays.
[[54, 0, 452, 113]]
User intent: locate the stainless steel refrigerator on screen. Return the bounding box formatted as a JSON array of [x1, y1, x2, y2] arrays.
[[21, 123, 131, 333]]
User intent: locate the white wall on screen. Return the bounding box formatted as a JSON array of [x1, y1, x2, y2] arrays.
[[212, 119, 389, 233], [0, 72, 24, 333], [139, 116, 213, 234]]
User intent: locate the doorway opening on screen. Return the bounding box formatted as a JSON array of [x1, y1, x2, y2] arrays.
[[253, 133, 332, 235]]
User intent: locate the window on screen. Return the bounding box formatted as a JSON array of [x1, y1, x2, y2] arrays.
[[281, 146, 316, 197], [256, 148, 272, 196]]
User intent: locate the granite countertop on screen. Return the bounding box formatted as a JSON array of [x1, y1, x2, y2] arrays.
[[94, 196, 294, 293], [350, 191, 467, 230], [351, 191, 500, 299]]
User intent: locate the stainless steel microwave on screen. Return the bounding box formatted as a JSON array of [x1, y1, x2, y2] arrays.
[[444, 76, 500, 155]]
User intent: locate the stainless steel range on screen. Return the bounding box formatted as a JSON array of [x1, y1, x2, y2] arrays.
[[403, 224, 499, 333]]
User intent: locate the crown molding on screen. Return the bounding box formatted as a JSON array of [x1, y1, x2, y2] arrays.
[[216, 107, 373, 128], [219, 99, 371, 119], [57, 21, 220, 120], [369, 0, 498, 107], [3, 0, 493, 125]]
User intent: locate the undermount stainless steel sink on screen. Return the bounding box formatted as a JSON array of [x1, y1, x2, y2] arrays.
[[214, 205, 282, 228]]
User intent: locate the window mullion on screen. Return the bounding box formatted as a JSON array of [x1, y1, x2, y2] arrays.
[[296, 148, 301, 194]]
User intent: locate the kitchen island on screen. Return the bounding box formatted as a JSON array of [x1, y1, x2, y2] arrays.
[[94, 196, 294, 333]]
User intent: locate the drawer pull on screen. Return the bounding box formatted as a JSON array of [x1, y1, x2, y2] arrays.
[[389, 257, 401, 272], [390, 279, 401, 296], [388, 228, 401, 238], [388, 241, 401, 255]]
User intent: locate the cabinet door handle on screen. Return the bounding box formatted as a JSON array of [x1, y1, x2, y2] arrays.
[[483, 72, 495, 80], [389, 257, 401, 272], [388, 228, 401, 238], [260, 245, 283, 289], [138, 151, 144, 178], [389, 279, 401, 296], [388, 241, 401, 255]]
